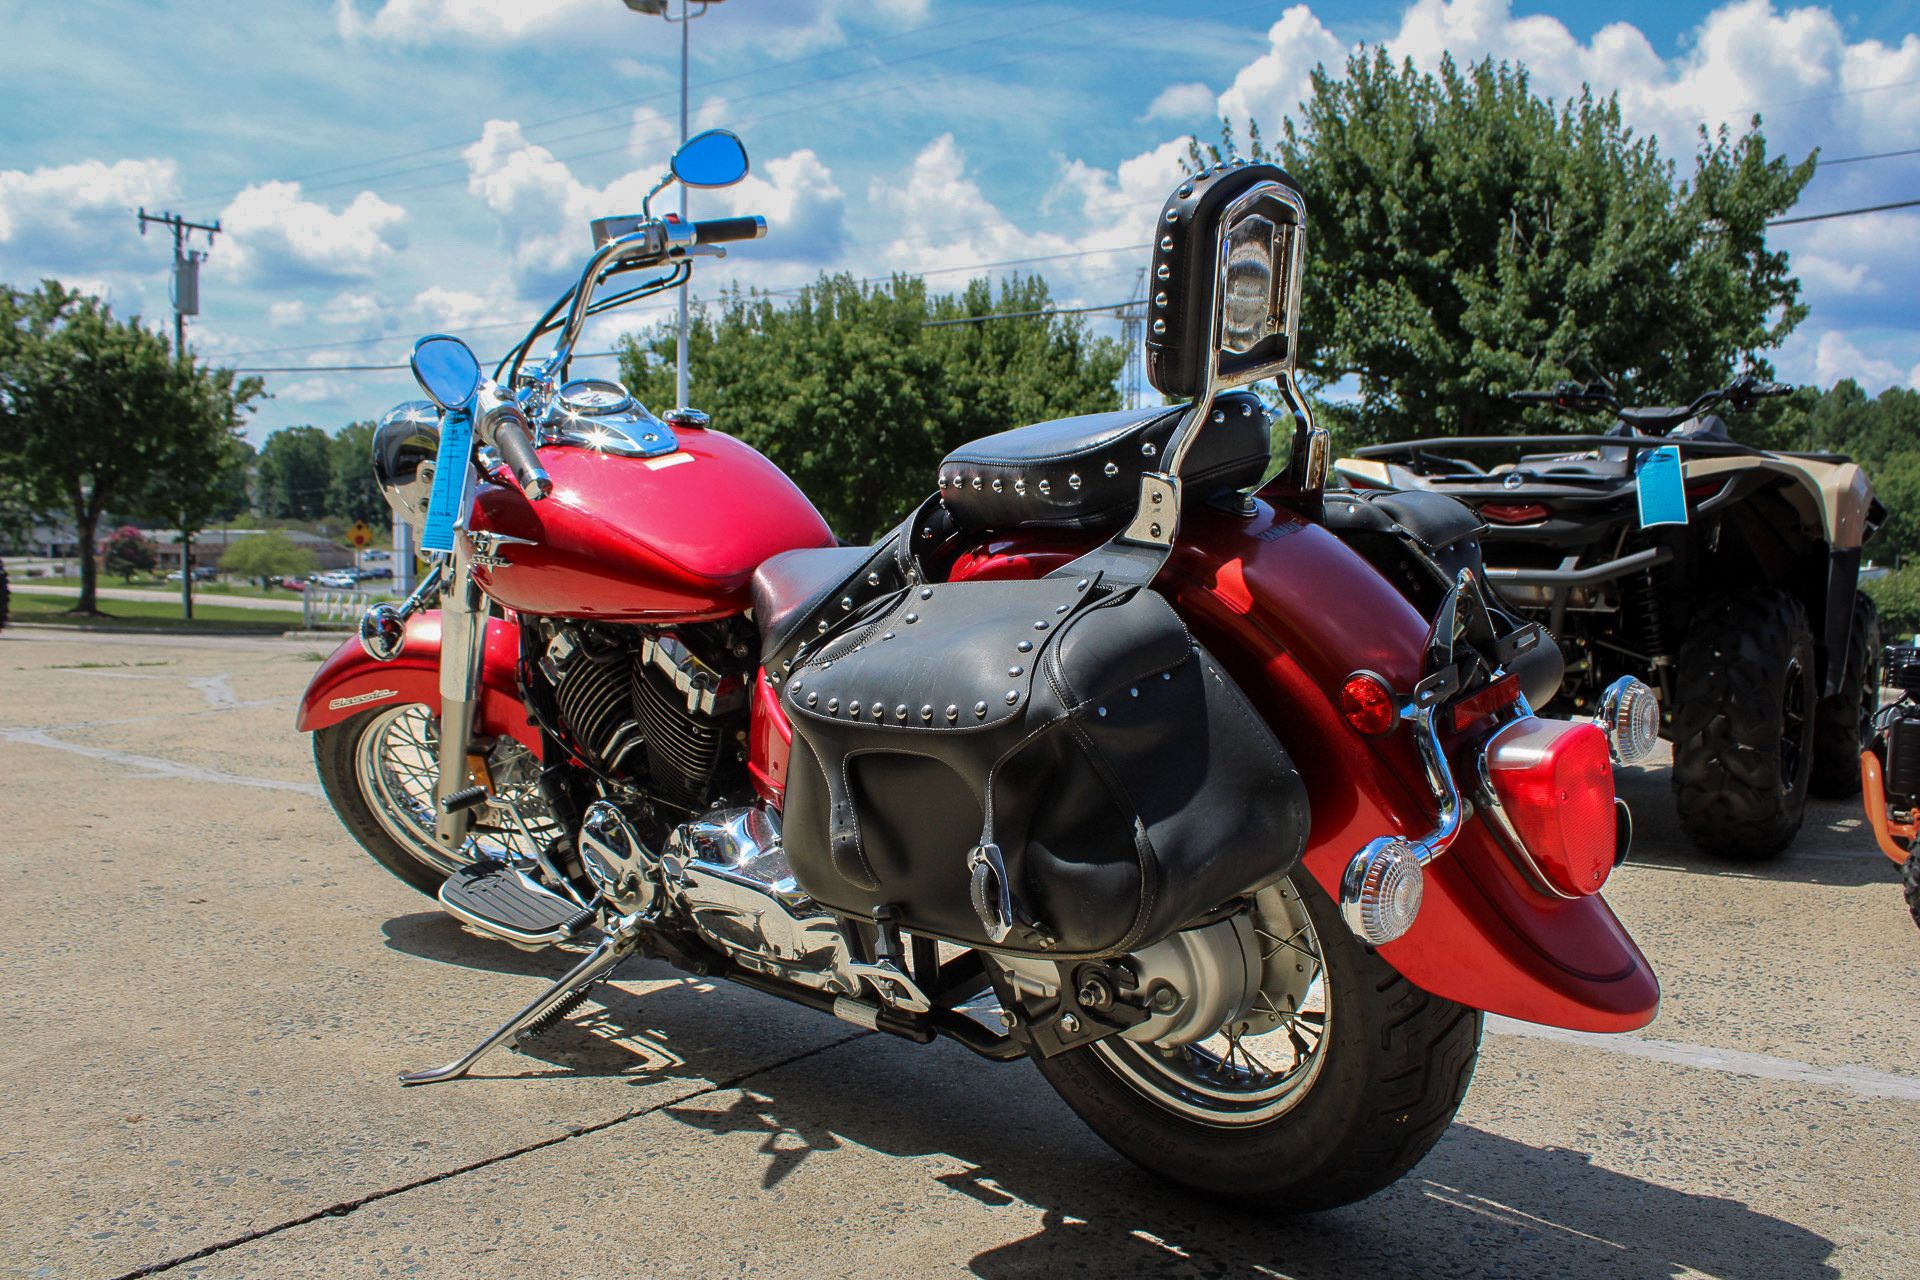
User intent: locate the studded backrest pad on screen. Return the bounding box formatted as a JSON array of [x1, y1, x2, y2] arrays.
[[779, 574, 1309, 957], [938, 390, 1270, 532]]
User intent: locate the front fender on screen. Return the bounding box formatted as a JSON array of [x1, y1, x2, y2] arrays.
[[295, 610, 541, 758]]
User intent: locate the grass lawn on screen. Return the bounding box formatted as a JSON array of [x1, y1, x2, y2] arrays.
[[21, 574, 298, 600], [6, 593, 296, 633]]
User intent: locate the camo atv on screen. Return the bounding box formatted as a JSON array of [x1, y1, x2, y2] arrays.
[[1334, 376, 1885, 860]]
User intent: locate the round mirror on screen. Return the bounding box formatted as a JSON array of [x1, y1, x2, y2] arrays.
[[671, 129, 750, 188], [410, 334, 481, 410]]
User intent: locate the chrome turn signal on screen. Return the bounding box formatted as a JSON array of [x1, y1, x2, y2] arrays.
[[1339, 836, 1425, 945], [1594, 676, 1660, 764]]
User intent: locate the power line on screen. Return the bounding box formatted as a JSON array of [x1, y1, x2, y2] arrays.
[[1818, 146, 1920, 167], [1768, 197, 1920, 227]]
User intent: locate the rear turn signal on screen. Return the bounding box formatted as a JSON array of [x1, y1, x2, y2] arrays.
[[1485, 719, 1617, 896], [1479, 502, 1551, 524], [1340, 672, 1398, 735]]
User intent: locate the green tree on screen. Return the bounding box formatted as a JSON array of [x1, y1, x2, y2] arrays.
[[222, 530, 316, 588], [619, 274, 1124, 540], [0, 281, 250, 613], [327, 420, 384, 525], [1197, 53, 1813, 443], [255, 424, 334, 519], [135, 362, 261, 616], [102, 525, 157, 581]]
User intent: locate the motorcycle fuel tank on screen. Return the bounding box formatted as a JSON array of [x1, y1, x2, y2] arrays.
[[468, 425, 835, 622]]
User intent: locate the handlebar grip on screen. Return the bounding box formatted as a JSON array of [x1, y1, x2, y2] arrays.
[[692, 216, 767, 246], [488, 410, 552, 501]]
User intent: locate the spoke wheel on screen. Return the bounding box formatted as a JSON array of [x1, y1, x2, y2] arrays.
[[317, 703, 556, 897], [1090, 880, 1330, 1126]]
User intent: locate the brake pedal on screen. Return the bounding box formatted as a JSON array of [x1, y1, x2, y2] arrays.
[[439, 863, 595, 950]]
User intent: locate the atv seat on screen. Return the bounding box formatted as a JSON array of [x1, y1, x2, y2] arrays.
[[937, 391, 1271, 532]]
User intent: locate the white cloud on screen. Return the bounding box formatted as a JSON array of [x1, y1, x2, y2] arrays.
[[1809, 330, 1905, 390], [1141, 82, 1217, 124], [1217, 6, 1344, 128], [412, 284, 496, 330], [267, 300, 306, 326], [220, 182, 407, 285], [335, 0, 623, 45], [0, 157, 179, 270]]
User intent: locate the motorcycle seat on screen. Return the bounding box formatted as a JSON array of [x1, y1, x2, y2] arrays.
[[937, 390, 1271, 532], [749, 544, 875, 666]]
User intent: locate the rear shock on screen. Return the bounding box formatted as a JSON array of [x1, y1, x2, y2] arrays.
[[1628, 567, 1668, 660]]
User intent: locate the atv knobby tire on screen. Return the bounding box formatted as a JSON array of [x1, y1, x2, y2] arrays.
[[1672, 591, 1817, 860], [1905, 849, 1920, 931], [1810, 591, 1882, 798]]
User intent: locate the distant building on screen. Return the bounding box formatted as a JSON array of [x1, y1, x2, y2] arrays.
[[149, 528, 354, 571]]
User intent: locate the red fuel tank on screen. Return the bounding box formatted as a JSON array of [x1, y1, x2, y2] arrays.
[[468, 426, 834, 622]]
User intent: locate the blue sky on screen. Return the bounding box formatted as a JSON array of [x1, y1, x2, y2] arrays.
[[5, 0, 1918, 444]]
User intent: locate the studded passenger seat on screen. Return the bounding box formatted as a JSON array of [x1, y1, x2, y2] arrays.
[[936, 390, 1272, 532]]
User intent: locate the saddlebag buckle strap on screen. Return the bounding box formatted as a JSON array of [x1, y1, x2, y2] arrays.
[[968, 842, 1015, 944]]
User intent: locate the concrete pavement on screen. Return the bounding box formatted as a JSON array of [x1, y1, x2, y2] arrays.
[[1, 626, 1915, 1279]]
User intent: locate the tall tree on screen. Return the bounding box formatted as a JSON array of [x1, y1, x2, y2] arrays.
[[327, 420, 384, 525], [619, 274, 1123, 540], [0, 282, 218, 613], [136, 364, 261, 617], [1197, 53, 1813, 443], [254, 424, 334, 520]]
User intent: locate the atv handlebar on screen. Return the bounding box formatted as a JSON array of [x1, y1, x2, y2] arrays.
[[1507, 373, 1793, 435]]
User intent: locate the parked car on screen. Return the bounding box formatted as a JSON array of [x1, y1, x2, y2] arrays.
[[280, 576, 308, 591], [357, 566, 393, 580], [361, 550, 391, 562], [166, 567, 219, 582], [315, 571, 360, 589]]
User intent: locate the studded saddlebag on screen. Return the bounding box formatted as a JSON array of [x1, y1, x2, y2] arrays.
[[779, 573, 1309, 959]]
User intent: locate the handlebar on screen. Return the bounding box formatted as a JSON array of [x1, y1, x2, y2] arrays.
[[482, 402, 552, 501], [1506, 373, 1793, 435], [692, 215, 766, 245]]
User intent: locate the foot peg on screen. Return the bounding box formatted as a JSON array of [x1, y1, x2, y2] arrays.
[[439, 863, 596, 951], [401, 932, 633, 1085]]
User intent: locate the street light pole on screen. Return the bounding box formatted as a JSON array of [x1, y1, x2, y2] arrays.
[[622, 0, 726, 410]]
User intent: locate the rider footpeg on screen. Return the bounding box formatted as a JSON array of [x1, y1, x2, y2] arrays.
[[440, 785, 489, 814], [439, 863, 596, 950]]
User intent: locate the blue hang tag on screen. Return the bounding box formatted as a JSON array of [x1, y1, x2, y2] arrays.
[[1636, 445, 1688, 529], [419, 409, 475, 555]]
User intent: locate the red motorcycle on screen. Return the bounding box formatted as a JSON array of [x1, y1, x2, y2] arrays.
[[299, 131, 1659, 1209]]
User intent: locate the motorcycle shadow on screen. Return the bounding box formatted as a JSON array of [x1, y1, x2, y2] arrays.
[[1614, 762, 1896, 889], [382, 911, 1836, 1280]]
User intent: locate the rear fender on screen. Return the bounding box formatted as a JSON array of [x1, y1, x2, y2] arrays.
[[294, 610, 542, 758], [950, 502, 1659, 1033]]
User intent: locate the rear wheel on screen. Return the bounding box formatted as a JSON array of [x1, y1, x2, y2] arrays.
[[1031, 874, 1481, 1210], [1811, 592, 1882, 798], [313, 704, 556, 897], [1905, 850, 1920, 932], [1672, 592, 1817, 859]]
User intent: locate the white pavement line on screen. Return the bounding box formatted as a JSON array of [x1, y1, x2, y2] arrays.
[[0, 726, 323, 797], [189, 674, 238, 708], [1486, 1015, 1920, 1101]]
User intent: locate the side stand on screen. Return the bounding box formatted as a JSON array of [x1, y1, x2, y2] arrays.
[[400, 932, 635, 1085]]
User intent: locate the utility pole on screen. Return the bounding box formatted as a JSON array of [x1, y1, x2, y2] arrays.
[[622, 0, 728, 410], [138, 208, 221, 619], [1119, 267, 1147, 411]]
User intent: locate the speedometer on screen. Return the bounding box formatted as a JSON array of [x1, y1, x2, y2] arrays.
[[558, 379, 635, 416]]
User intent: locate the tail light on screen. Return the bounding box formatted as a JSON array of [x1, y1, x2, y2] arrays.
[[1483, 718, 1616, 896], [1479, 502, 1551, 524], [1339, 671, 1398, 735]]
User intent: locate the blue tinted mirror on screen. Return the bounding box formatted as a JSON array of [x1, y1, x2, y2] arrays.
[[671, 130, 750, 188], [410, 334, 481, 410]]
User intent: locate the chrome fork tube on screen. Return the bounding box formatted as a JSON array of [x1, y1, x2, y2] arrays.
[[434, 537, 488, 852]]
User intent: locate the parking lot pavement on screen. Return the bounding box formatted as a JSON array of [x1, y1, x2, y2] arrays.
[[2, 626, 1915, 1279]]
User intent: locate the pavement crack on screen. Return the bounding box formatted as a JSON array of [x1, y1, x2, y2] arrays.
[[106, 1028, 874, 1279]]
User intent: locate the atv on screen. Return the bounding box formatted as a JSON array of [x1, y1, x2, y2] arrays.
[[1333, 374, 1885, 860]]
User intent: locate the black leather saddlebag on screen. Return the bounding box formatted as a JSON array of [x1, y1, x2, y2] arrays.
[[779, 574, 1309, 958]]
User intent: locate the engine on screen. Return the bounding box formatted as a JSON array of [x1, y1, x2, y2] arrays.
[[533, 617, 754, 812]]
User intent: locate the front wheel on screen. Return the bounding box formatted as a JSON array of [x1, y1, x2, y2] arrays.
[[1031, 874, 1482, 1210], [313, 703, 556, 897]]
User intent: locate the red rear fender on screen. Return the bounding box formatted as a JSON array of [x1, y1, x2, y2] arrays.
[[948, 502, 1658, 1033], [294, 611, 542, 758]]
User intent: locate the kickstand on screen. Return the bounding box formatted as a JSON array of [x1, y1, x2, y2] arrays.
[[400, 933, 633, 1085]]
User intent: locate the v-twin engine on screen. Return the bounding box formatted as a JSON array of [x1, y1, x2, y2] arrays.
[[580, 801, 874, 1000]]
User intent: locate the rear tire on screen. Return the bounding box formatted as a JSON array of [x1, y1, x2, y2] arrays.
[[1030, 874, 1481, 1211], [1905, 850, 1920, 932], [1672, 592, 1817, 860], [1810, 592, 1882, 798]]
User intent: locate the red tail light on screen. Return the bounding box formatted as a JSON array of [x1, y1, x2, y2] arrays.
[[1340, 672, 1398, 735], [1485, 718, 1616, 896], [1450, 673, 1520, 732], [1479, 502, 1551, 524]]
